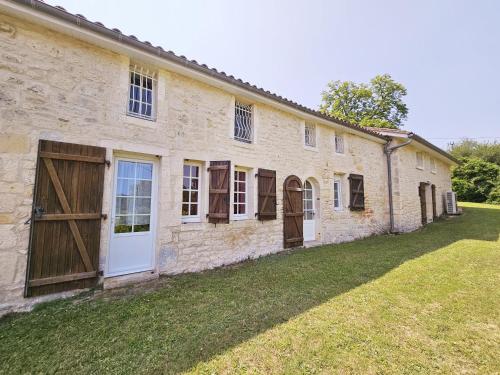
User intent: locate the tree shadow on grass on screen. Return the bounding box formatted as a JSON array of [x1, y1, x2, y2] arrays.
[[0, 206, 498, 374]]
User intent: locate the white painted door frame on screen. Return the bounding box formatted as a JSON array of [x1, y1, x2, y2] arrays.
[[303, 179, 316, 241], [106, 156, 158, 277]]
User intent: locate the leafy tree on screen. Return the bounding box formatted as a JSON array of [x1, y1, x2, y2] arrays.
[[320, 74, 408, 129], [448, 139, 500, 165], [451, 158, 500, 202]]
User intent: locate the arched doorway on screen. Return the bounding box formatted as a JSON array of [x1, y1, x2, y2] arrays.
[[303, 179, 316, 241], [283, 175, 303, 248]]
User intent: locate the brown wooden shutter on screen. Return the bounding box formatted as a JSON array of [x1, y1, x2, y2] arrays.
[[283, 175, 303, 248], [257, 168, 277, 220], [26, 140, 106, 297], [348, 174, 365, 210], [208, 161, 230, 224]]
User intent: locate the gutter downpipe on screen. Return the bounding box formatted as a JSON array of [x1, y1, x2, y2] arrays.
[[384, 134, 414, 234]]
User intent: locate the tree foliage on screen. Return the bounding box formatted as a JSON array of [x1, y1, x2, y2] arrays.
[[448, 139, 500, 165], [320, 74, 408, 129], [451, 158, 500, 203]]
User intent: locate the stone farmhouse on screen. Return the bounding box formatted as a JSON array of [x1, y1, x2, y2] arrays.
[[0, 0, 458, 313]]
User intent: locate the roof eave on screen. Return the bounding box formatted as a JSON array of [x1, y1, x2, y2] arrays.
[[1, 0, 387, 143]]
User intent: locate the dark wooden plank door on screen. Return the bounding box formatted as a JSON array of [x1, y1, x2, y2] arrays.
[[419, 182, 427, 226], [431, 184, 437, 219], [25, 140, 106, 297], [283, 175, 303, 248]]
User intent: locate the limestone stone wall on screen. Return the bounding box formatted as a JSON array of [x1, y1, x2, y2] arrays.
[[0, 13, 451, 312], [392, 143, 453, 232]]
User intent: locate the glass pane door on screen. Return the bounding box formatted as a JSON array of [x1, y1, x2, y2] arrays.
[[303, 180, 314, 220], [114, 160, 153, 233]]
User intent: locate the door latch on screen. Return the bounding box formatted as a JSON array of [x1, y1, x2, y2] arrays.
[[34, 206, 45, 218]]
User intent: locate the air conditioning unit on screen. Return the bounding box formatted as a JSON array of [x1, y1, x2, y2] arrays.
[[445, 191, 458, 214]]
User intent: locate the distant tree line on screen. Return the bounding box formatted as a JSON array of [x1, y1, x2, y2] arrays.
[[448, 140, 500, 204]]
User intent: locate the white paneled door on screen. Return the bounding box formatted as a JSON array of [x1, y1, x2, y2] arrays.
[[303, 180, 315, 241], [108, 158, 156, 276]]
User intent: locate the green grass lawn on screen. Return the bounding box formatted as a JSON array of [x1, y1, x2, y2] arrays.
[[1, 203, 499, 374]]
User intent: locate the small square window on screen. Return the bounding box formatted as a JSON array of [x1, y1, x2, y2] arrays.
[[335, 134, 344, 154], [305, 124, 316, 147], [430, 157, 436, 173], [234, 102, 253, 143], [416, 152, 424, 169], [127, 66, 156, 121]]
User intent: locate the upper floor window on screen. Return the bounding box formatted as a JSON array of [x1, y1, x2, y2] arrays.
[[335, 134, 344, 154], [416, 152, 424, 169], [304, 124, 316, 147], [233, 168, 248, 218], [430, 157, 437, 173], [182, 162, 201, 222], [234, 101, 253, 143], [128, 66, 156, 120]]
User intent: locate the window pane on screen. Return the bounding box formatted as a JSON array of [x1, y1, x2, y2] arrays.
[[116, 197, 134, 215], [183, 165, 191, 178], [115, 215, 133, 233], [182, 204, 189, 216], [133, 86, 140, 100], [135, 198, 151, 214], [133, 73, 140, 85], [306, 200, 313, 210], [189, 204, 198, 216], [191, 166, 199, 177], [116, 178, 135, 196], [183, 177, 190, 190], [190, 191, 198, 203], [182, 191, 189, 203], [134, 215, 150, 232], [118, 161, 136, 178], [136, 163, 152, 180], [146, 78, 152, 90], [132, 100, 139, 113], [190, 178, 198, 190], [238, 182, 246, 192], [239, 204, 246, 214], [136, 180, 152, 197]]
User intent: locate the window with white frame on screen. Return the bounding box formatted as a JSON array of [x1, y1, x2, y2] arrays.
[[233, 168, 247, 218], [182, 163, 200, 222], [430, 157, 437, 173], [333, 177, 342, 210], [335, 134, 344, 154], [128, 66, 156, 120], [416, 152, 424, 169], [305, 123, 316, 147], [234, 101, 253, 143]]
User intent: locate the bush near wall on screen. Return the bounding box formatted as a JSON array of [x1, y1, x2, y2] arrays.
[[452, 157, 500, 203]]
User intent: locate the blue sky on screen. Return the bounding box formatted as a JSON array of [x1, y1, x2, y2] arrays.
[[46, 0, 500, 149]]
